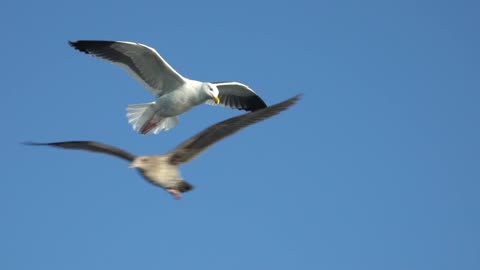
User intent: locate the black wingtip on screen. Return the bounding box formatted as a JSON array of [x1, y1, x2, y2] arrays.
[[228, 95, 267, 112], [68, 40, 118, 54], [68, 40, 81, 52], [68, 40, 91, 54], [246, 95, 268, 111]]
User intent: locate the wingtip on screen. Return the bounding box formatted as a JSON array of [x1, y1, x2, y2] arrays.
[[22, 141, 44, 146], [293, 93, 303, 101], [68, 40, 92, 54], [282, 93, 302, 104], [233, 95, 267, 112], [68, 40, 120, 55], [289, 94, 302, 105], [68, 40, 85, 53], [254, 96, 268, 110], [69, 40, 85, 49], [268, 94, 302, 111]]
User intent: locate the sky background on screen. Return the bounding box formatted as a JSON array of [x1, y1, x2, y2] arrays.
[[1, 0, 479, 269]]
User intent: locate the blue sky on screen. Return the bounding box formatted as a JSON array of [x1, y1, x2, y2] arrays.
[[1, 0, 479, 269]]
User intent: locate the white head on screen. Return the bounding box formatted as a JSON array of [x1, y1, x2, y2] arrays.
[[203, 83, 220, 104]]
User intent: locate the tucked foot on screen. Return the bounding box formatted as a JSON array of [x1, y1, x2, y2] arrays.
[[140, 119, 160, 135], [167, 189, 182, 200]]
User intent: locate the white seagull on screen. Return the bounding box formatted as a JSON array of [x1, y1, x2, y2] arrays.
[[69, 40, 267, 135]]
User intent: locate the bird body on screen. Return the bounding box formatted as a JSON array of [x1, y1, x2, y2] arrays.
[[150, 79, 210, 116], [131, 155, 189, 198], [26, 95, 300, 199], [127, 80, 210, 133], [69, 40, 267, 135]]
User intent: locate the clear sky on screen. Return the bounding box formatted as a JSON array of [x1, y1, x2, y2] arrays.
[[1, 0, 479, 269]]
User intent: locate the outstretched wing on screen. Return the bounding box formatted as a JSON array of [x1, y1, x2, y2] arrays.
[[25, 141, 136, 162], [69, 40, 186, 96], [206, 82, 267, 111], [169, 94, 301, 165]]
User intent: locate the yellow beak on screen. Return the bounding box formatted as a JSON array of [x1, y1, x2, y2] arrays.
[[213, 95, 220, 104]]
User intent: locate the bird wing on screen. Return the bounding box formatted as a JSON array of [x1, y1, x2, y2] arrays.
[[69, 40, 186, 96], [25, 141, 136, 162], [205, 82, 267, 111], [168, 94, 301, 165]]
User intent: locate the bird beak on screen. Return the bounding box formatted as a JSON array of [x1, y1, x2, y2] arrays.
[[213, 95, 220, 104]]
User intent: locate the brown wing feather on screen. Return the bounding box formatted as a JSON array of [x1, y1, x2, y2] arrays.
[[24, 141, 136, 162], [168, 94, 301, 165]]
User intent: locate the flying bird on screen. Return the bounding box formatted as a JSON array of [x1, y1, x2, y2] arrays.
[[69, 40, 267, 135], [26, 95, 300, 199]]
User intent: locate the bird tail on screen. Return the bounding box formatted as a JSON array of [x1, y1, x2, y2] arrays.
[[178, 181, 194, 193], [126, 102, 179, 135]]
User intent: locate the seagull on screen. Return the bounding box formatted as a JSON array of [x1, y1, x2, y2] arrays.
[[25, 95, 300, 199], [69, 40, 268, 135]]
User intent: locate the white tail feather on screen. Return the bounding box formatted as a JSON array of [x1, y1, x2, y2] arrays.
[[150, 116, 179, 134], [126, 102, 179, 135]]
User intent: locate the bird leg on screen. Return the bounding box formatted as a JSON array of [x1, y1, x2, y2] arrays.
[[140, 114, 165, 134], [140, 119, 160, 134], [167, 189, 182, 200]]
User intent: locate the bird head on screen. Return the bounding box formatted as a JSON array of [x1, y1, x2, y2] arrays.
[[129, 156, 151, 169], [204, 83, 220, 104]]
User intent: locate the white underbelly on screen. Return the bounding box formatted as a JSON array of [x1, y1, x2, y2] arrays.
[[154, 87, 202, 116]]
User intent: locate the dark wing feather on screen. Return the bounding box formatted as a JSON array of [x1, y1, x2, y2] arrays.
[[69, 40, 185, 95], [212, 82, 267, 111], [168, 94, 301, 165], [24, 141, 136, 162]]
